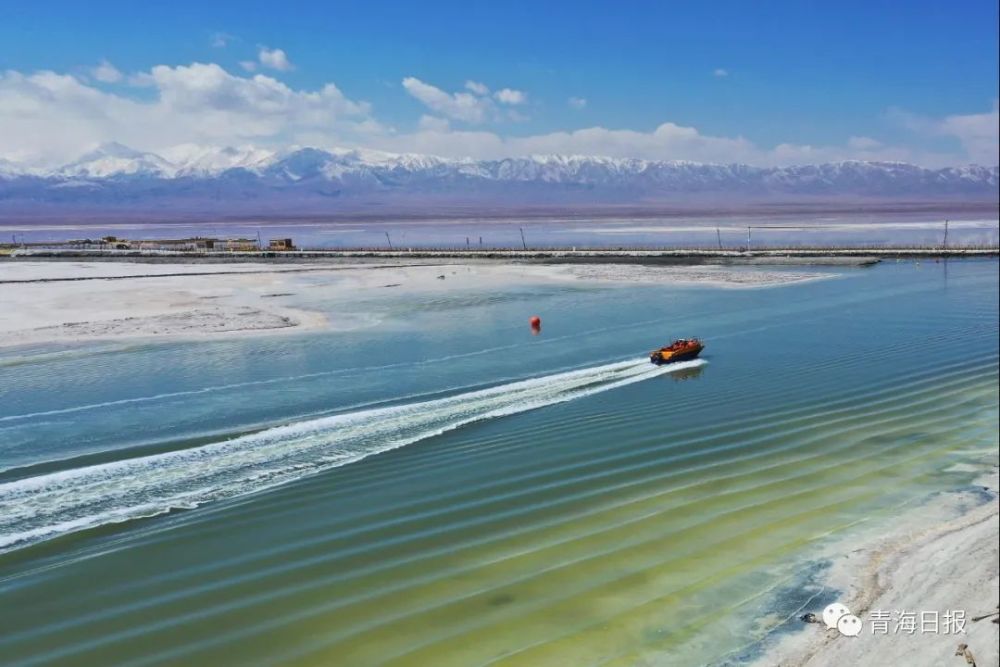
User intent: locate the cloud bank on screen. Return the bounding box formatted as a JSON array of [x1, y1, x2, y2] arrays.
[[0, 61, 995, 169]]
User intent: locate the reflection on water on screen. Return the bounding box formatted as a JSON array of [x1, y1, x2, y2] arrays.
[[668, 363, 705, 382]]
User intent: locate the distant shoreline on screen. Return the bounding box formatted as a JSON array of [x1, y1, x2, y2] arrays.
[[2, 246, 997, 266]]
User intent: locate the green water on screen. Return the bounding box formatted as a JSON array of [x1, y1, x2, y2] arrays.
[[0, 259, 997, 666]]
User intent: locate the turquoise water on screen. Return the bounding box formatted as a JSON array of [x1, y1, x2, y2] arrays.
[[0, 259, 997, 666]]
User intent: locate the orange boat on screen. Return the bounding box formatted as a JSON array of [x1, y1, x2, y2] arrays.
[[650, 338, 704, 365]]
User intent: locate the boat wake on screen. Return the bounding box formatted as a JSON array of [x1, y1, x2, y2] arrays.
[[0, 358, 704, 553]]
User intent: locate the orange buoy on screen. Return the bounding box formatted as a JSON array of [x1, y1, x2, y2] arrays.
[[529, 315, 541, 335]]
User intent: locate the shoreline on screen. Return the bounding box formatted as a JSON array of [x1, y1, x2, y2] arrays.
[[4, 247, 997, 263], [752, 468, 999, 667], [8, 253, 992, 350], [0, 258, 840, 350]]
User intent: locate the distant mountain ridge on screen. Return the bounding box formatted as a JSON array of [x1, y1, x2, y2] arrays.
[[1, 143, 997, 215]]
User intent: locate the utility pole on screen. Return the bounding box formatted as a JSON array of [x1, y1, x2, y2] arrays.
[[385, 232, 393, 250], [746, 226, 752, 252], [256, 229, 263, 251], [716, 226, 723, 250], [519, 227, 527, 250], [943, 220, 949, 249]]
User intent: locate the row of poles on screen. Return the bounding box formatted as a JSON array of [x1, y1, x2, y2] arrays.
[[384, 228, 529, 251], [381, 221, 955, 252], [9, 220, 960, 251], [743, 220, 951, 252]]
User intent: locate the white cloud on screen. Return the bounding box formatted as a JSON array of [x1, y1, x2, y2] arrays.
[[713, 68, 728, 78], [376, 118, 973, 168], [937, 104, 999, 166], [92, 60, 122, 83], [494, 88, 527, 105], [402, 77, 492, 123], [464, 80, 489, 95], [568, 96, 587, 109], [418, 115, 450, 132], [375, 126, 506, 159], [403, 78, 529, 123], [210, 32, 234, 48], [515, 122, 755, 163], [889, 102, 999, 166], [384, 122, 746, 162], [239, 61, 257, 72], [847, 136, 881, 150], [0, 64, 376, 166], [258, 47, 293, 72]]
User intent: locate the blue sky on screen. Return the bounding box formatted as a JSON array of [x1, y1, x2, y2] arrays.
[[1, 1, 997, 166]]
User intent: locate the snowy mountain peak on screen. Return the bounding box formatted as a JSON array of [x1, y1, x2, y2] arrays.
[[80, 142, 147, 160], [0, 144, 996, 213], [161, 144, 276, 176], [58, 142, 176, 179]]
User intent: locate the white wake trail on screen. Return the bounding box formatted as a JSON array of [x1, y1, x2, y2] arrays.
[[0, 358, 704, 552]]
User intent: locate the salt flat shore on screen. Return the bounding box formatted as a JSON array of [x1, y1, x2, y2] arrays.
[[8, 247, 997, 262], [0, 258, 833, 348], [753, 469, 999, 667]]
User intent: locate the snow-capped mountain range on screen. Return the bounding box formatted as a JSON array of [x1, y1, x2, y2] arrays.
[[1, 143, 996, 214]]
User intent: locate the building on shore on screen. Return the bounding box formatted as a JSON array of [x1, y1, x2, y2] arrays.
[[220, 238, 259, 252], [136, 237, 217, 251], [137, 237, 259, 252], [2, 236, 288, 253], [268, 238, 296, 251]]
